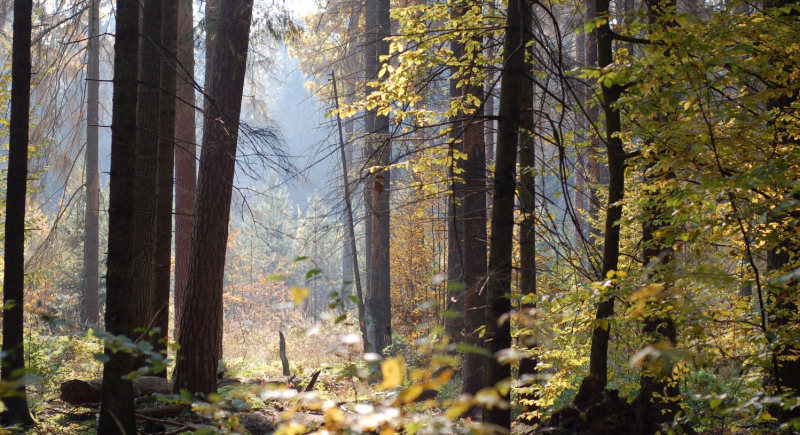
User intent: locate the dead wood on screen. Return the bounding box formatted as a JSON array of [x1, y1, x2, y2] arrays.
[[59, 376, 172, 406]]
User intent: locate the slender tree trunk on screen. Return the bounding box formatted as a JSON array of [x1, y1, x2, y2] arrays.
[[0, 0, 35, 426], [517, 64, 538, 424], [583, 0, 627, 393], [445, 5, 464, 343], [82, 0, 101, 327], [483, 0, 531, 429], [174, 0, 197, 341], [172, 0, 254, 395], [131, 0, 164, 370], [151, 0, 179, 370], [97, 0, 140, 430]]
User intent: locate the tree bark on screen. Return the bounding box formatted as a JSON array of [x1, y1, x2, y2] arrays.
[[482, 0, 531, 429], [151, 0, 179, 370], [172, 0, 254, 395], [174, 0, 197, 342], [97, 0, 140, 431], [0, 0, 35, 426], [131, 0, 164, 371], [365, 0, 392, 355], [517, 62, 538, 423], [82, 0, 101, 327]]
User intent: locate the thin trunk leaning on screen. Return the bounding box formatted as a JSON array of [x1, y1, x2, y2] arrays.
[[172, 0, 254, 395]]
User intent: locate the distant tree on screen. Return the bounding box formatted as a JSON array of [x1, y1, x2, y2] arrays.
[[0, 0, 36, 426], [81, 0, 101, 327], [483, 0, 531, 429], [97, 0, 140, 431], [173, 0, 255, 394]]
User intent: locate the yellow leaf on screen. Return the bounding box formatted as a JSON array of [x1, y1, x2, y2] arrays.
[[291, 287, 310, 306], [379, 357, 406, 389]]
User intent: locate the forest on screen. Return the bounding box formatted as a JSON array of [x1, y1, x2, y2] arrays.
[[0, 0, 799, 433]]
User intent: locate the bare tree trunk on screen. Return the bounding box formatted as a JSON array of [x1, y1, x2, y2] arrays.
[[82, 0, 101, 327], [151, 0, 179, 371], [97, 0, 140, 430], [0, 0, 35, 426], [174, 0, 197, 341], [131, 0, 164, 370], [172, 0, 254, 395], [483, 0, 531, 429]]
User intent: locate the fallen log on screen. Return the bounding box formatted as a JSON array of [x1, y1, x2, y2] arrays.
[[59, 376, 172, 406]]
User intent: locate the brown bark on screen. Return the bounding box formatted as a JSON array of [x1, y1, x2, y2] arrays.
[[174, 0, 197, 341], [60, 377, 173, 406], [131, 0, 164, 370], [0, 0, 35, 425], [172, 0, 254, 395], [82, 0, 101, 327], [98, 0, 140, 430], [482, 0, 531, 429], [151, 0, 179, 369]]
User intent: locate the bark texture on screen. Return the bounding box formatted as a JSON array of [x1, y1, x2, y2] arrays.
[[172, 0, 254, 395], [174, 0, 197, 341], [151, 0, 179, 368], [364, 0, 392, 355], [1, 0, 35, 425], [482, 0, 531, 429], [97, 0, 140, 431], [131, 0, 164, 370], [82, 0, 101, 327]]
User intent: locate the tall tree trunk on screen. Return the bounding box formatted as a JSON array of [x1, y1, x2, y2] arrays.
[[483, 0, 531, 429], [517, 64, 538, 424], [82, 0, 101, 327], [365, 0, 392, 355], [0, 0, 35, 426], [174, 0, 197, 341], [460, 71, 488, 397], [151, 0, 179, 371], [172, 0, 254, 395], [445, 4, 464, 343], [583, 0, 627, 393], [97, 0, 140, 430], [131, 0, 164, 370]]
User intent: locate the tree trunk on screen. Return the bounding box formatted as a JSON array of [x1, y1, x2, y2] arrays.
[[172, 0, 254, 395], [0, 0, 35, 426], [97, 0, 140, 431], [365, 0, 392, 355], [517, 63, 538, 423], [174, 0, 197, 342], [131, 0, 164, 370], [482, 0, 531, 429], [583, 0, 627, 394], [151, 0, 179, 371], [445, 5, 464, 343], [82, 0, 101, 327]]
